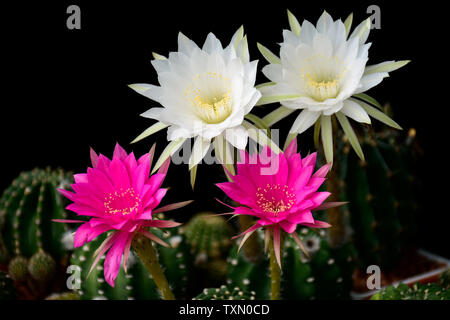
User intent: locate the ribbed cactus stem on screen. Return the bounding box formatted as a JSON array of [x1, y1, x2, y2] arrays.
[[326, 170, 346, 247], [132, 234, 175, 300], [238, 215, 262, 263], [327, 117, 346, 248]]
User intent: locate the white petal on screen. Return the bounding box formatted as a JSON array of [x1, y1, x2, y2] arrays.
[[189, 137, 211, 169], [177, 32, 198, 56], [341, 100, 371, 124], [289, 110, 321, 134], [224, 125, 249, 150], [140, 107, 164, 120], [203, 33, 223, 54], [128, 84, 162, 101], [354, 72, 388, 94], [316, 11, 334, 33]]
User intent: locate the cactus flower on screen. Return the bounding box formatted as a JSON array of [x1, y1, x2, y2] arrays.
[[216, 139, 344, 268], [54, 144, 191, 287], [128, 27, 273, 185], [257, 11, 408, 163]]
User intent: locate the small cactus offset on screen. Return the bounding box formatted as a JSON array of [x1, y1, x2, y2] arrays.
[[0, 168, 74, 298], [337, 127, 420, 270], [70, 225, 194, 300], [226, 228, 356, 300], [193, 285, 255, 300]]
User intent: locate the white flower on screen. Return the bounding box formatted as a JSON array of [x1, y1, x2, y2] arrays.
[[257, 11, 409, 162], [129, 27, 275, 184]]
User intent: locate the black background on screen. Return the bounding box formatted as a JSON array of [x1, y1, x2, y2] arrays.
[[2, 1, 448, 258]]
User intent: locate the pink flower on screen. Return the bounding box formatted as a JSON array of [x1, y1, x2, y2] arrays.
[[54, 143, 191, 287], [216, 139, 344, 268]]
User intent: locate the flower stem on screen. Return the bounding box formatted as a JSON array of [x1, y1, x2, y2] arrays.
[[269, 229, 283, 300], [132, 234, 175, 300]]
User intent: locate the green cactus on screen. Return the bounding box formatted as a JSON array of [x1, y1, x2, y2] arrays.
[[0, 168, 74, 298], [371, 277, 450, 300], [337, 127, 420, 270], [0, 271, 16, 300], [226, 227, 355, 300], [70, 226, 194, 300], [193, 285, 255, 300], [184, 212, 233, 262], [0, 168, 73, 262]]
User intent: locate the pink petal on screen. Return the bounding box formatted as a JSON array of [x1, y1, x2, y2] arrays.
[[152, 200, 193, 214], [313, 162, 331, 178], [309, 191, 331, 206], [291, 232, 310, 258], [110, 158, 131, 190], [73, 222, 111, 248], [57, 188, 76, 202], [149, 188, 167, 210], [140, 229, 170, 247], [113, 143, 128, 161], [216, 182, 256, 208], [273, 224, 282, 269], [148, 143, 156, 170], [231, 223, 261, 240], [301, 219, 331, 228], [237, 228, 257, 253], [90, 147, 99, 168], [74, 173, 88, 184], [132, 160, 150, 194], [157, 157, 171, 175], [52, 219, 84, 223], [143, 220, 182, 228], [88, 231, 119, 278], [286, 210, 314, 224], [302, 152, 317, 167], [122, 234, 133, 273], [279, 220, 297, 233], [123, 152, 138, 177], [284, 137, 297, 157], [313, 201, 347, 211], [104, 231, 129, 287], [291, 165, 314, 191]]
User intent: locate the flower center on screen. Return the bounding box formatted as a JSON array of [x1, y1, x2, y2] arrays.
[[301, 55, 347, 102], [256, 184, 296, 216], [185, 72, 233, 124], [104, 187, 141, 216]]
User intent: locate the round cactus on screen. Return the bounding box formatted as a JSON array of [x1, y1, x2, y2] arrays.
[[8, 256, 28, 282], [70, 226, 194, 300], [28, 250, 56, 282], [184, 213, 233, 262], [193, 285, 255, 300], [226, 227, 355, 300]]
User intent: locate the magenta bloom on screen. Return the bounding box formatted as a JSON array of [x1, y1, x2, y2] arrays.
[[216, 139, 343, 267], [55, 144, 191, 286]]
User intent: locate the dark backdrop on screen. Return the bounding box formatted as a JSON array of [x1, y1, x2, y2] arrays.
[[2, 1, 448, 257]]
